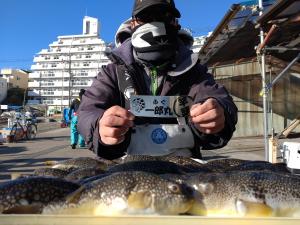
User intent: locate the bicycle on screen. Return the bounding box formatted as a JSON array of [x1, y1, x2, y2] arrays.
[[1, 111, 38, 142]]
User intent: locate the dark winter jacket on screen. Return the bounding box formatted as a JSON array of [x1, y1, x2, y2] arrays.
[[78, 39, 238, 160], [68, 98, 81, 119]]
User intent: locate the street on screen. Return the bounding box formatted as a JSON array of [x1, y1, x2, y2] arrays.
[[1, 121, 299, 184], [0, 124, 94, 183]]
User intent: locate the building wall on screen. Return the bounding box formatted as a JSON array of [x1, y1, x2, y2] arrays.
[[0, 68, 29, 89], [211, 58, 300, 137], [0, 77, 7, 103]]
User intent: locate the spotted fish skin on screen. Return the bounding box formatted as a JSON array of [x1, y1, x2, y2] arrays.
[[206, 158, 248, 172], [225, 161, 290, 173], [44, 171, 194, 215], [51, 157, 112, 171], [64, 167, 106, 182], [33, 168, 70, 178], [0, 177, 80, 214], [186, 171, 300, 217], [115, 155, 210, 172], [107, 160, 195, 174]]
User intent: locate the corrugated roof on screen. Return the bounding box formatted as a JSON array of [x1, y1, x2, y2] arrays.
[[198, 0, 300, 65]]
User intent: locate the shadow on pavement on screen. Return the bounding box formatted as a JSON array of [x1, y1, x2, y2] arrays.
[[34, 135, 69, 141], [0, 157, 70, 183], [0, 146, 26, 154]]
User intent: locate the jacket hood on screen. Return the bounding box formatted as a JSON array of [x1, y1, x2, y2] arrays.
[[110, 38, 198, 76], [115, 18, 132, 48]]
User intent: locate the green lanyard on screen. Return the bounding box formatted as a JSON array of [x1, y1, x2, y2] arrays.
[[150, 67, 158, 95], [150, 62, 169, 95]]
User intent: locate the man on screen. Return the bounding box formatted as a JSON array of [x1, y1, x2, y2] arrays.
[[78, 0, 238, 159], [69, 89, 86, 149]]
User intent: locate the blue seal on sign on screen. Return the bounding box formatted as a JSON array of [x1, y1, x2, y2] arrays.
[[151, 128, 167, 144]]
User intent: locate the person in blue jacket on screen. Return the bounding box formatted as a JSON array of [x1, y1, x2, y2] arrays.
[[69, 89, 86, 149]]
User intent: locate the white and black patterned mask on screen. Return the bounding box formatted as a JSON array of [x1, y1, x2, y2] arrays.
[[132, 22, 178, 64]]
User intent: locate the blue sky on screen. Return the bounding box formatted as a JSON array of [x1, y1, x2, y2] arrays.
[[0, 0, 240, 70]]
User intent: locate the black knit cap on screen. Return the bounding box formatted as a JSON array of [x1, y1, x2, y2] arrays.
[[132, 0, 181, 18]]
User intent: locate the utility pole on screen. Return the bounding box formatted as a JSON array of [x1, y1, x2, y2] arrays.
[[258, 0, 269, 161]]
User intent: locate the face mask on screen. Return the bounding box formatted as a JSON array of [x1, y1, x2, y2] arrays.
[[131, 22, 178, 65]]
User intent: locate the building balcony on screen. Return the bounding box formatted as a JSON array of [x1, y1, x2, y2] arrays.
[[41, 99, 69, 106], [40, 91, 70, 96], [28, 90, 40, 97], [27, 100, 41, 105], [31, 64, 67, 70], [40, 81, 71, 87], [28, 82, 40, 88], [29, 72, 40, 79]]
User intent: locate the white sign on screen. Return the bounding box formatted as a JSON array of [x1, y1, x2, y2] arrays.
[[0, 105, 8, 110], [130, 95, 193, 118]]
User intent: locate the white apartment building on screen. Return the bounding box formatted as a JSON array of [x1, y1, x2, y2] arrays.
[[192, 32, 212, 53], [0, 77, 8, 104], [28, 16, 111, 111]]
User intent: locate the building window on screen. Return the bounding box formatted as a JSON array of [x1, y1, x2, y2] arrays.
[[85, 55, 91, 58]]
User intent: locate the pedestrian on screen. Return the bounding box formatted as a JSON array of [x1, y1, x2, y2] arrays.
[[78, 0, 238, 159], [69, 89, 86, 149]]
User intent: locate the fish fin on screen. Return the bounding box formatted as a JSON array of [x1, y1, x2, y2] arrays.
[[127, 191, 152, 209], [3, 203, 43, 214], [236, 199, 274, 217], [44, 160, 58, 166], [65, 185, 86, 204], [186, 200, 207, 216]]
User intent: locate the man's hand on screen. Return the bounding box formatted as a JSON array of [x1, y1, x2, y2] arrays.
[[190, 98, 225, 134], [99, 106, 135, 145]]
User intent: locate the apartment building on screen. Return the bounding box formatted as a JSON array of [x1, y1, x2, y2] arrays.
[[28, 16, 111, 111], [0, 68, 29, 89], [0, 77, 7, 104], [192, 32, 212, 53]]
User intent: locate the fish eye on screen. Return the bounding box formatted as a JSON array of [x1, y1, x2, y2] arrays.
[[168, 183, 180, 193]]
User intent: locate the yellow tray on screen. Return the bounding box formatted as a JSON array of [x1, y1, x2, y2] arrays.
[[0, 215, 299, 225]]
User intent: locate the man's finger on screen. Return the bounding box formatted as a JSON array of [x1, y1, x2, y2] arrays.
[[101, 127, 129, 138], [105, 105, 135, 120], [190, 108, 223, 124], [101, 115, 134, 128], [194, 122, 225, 134], [190, 99, 218, 117]]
